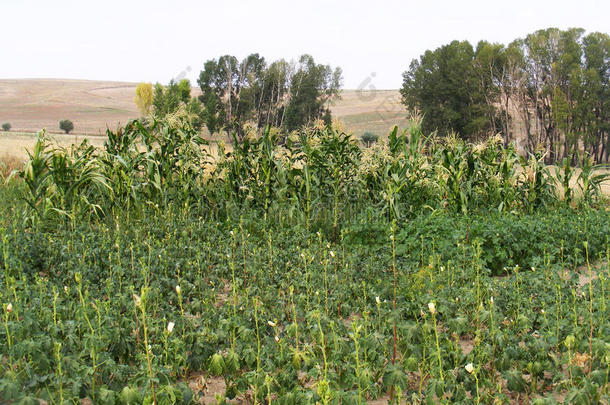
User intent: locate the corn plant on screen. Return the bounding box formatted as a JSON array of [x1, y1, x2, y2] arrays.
[[577, 155, 609, 207], [518, 151, 557, 212]]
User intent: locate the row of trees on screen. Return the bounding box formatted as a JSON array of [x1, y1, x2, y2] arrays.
[[135, 54, 342, 141], [1, 121, 73, 133], [199, 54, 341, 137], [401, 28, 609, 163]]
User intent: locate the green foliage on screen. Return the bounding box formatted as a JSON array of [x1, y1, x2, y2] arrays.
[[401, 40, 495, 140], [518, 151, 557, 213], [152, 79, 204, 130], [153, 82, 178, 117], [577, 155, 610, 207], [153, 81, 179, 114], [555, 157, 575, 206], [2, 122, 11, 132], [20, 130, 108, 226], [284, 55, 342, 131], [101, 117, 210, 210], [177, 79, 192, 104], [401, 28, 610, 164], [0, 183, 608, 402], [15, 116, 609, 229], [198, 53, 342, 137], [1, 115, 609, 403], [198, 54, 265, 138], [59, 119, 74, 134], [360, 131, 378, 147]]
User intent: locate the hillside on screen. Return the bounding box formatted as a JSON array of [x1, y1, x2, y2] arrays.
[[0, 79, 407, 137], [0, 79, 140, 135]]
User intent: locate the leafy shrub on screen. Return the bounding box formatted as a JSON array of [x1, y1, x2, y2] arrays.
[[347, 209, 610, 276], [360, 131, 379, 147], [2, 122, 10, 132], [59, 119, 74, 134]]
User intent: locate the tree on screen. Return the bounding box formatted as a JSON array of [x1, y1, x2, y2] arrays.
[[400, 28, 609, 163], [151, 79, 205, 130], [177, 79, 192, 104], [2, 123, 10, 132], [152, 82, 180, 117], [198, 54, 267, 139], [200, 92, 221, 134], [496, 42, 526, 147], [198, 59, 226, 135], [401, 41, 492, 140], [361, 131, 379, 147], [198, 53, 342, 137], [134, 82, 153, 116], [513, 28, 608, 162], [580, 32, 609, 163], [521, 28, 563, 160], [473, 41, 506, 137], [59, 120, 74, 134], [257, 59, 292, 128], [284, 54, 342, 131]]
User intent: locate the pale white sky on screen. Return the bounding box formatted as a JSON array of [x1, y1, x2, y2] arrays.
[[1, 0, 607, 89]]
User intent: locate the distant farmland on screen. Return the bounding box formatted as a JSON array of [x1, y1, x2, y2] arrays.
[[0, 79, 407, 138], [0, 79, 140, 135]]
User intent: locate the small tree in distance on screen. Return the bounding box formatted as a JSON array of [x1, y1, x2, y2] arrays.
[[134, 82, 153, 116], [361, 131, 379, 147], [59, 120, 74, 134], [2, 123, 11, 132]]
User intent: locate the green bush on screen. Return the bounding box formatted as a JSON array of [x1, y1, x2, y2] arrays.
[[59, 119, 74, 134], [2, 122, 10, 131], [347, 209, 610, 276], [360, 131, 379, 147]]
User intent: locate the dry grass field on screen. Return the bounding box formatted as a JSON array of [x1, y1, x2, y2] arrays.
[[1, 132, 107, 160], [331, 89, 411, 136], [0, 79, 140, 135]]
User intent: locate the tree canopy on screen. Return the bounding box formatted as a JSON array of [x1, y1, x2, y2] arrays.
[[134, 83, 153, 117], [152, 79, 204, 130], [401, 28, 610, 163], [198, 53, 342, 139], [401, 40, 499, 140], [59, 119, 74, 134]]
